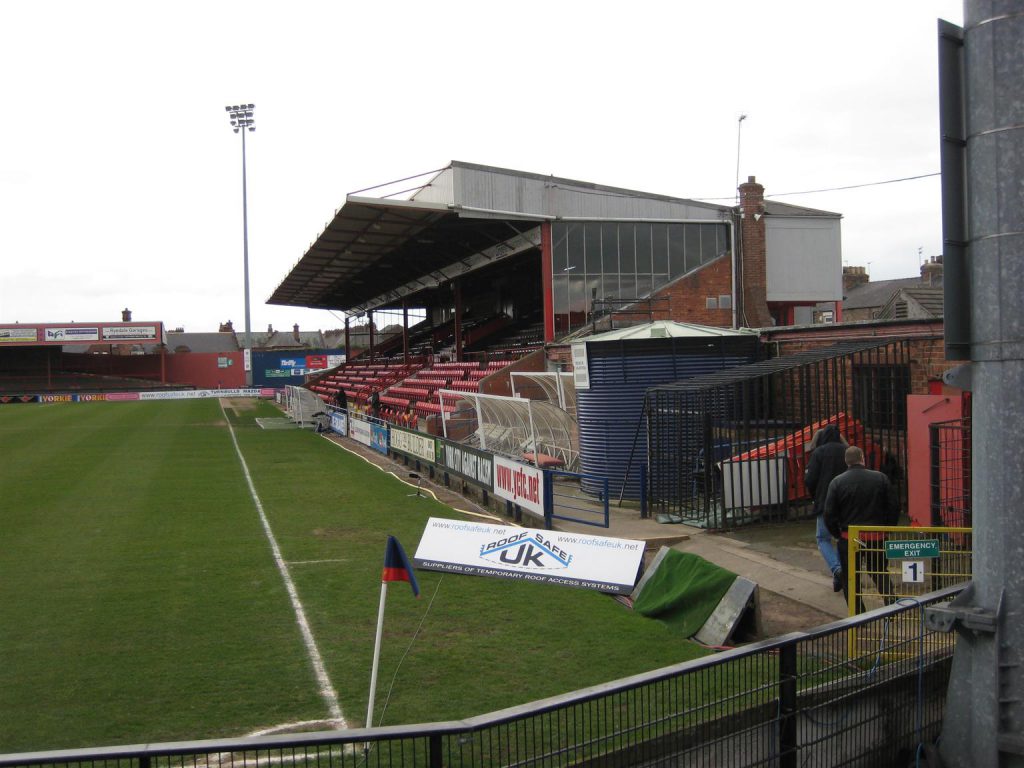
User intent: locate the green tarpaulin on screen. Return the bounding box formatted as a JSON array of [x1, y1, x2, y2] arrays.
[[633, 550, 738, 637]]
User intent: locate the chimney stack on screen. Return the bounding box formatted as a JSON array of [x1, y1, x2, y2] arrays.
[[738, 176, 773, 328], [267, 323, 274, 333], [921, 255, 944, 287], [293, 323, 300, 342], [219, 320, 234, 333], [843, 265, 870, 293], [121, 308, 132, 322]]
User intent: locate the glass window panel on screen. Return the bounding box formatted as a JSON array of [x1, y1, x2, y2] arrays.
[[701, 224, 723, 263], [684, 225, 701, 272], [636, 223, 653, 277], [586, 275, 601, 311], [552, 274, 568, 316], [652, 272, 670, 294], [569, 275, 587, 333], [620, 274, 637, 299], [652, 224, 669, 275], [584, 223, 601, 275], [551, 223, 569, 273], [637, 273, 652, 298], [567, 223, 585, 273], [669, 224, 686, 277], [601, 223, 618, 273], [619, 224, 636, 275], [601, 270, 619, 299]]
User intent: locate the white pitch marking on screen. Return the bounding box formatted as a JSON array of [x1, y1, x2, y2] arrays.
[[221, 402, 347, 729], [288, 559, 348, 566]]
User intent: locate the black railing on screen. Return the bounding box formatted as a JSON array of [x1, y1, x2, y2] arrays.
[[1, 586, 960, 768], [646, 340, 910, 530]]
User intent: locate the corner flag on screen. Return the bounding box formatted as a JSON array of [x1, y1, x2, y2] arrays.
[[382, 535, 420, 597], [367, 535, 420, 733]]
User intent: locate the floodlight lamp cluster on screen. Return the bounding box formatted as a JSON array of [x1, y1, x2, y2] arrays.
[[225, 103, 256, 133]]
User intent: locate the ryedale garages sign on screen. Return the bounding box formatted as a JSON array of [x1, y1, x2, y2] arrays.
[[414, 517, 644, 594]]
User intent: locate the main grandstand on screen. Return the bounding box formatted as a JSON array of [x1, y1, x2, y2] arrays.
[[271, 160, 842, 430]]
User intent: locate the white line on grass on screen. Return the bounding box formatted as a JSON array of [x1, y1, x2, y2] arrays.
[[221, 401, 348, 729]]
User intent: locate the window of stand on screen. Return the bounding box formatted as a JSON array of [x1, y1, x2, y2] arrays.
[[551, 221, 730, 336]]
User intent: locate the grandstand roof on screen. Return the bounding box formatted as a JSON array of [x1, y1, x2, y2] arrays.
[[268, 161, 758, 318], [583, 321, 758, 343], [268, 191, 538, 315]]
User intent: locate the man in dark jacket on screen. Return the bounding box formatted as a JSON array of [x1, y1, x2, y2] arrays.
[[824, 445, 900, 607], [804, 425, 848, 591]]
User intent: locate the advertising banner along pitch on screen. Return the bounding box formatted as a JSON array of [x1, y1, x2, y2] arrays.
[[413, 517, 644, 594]]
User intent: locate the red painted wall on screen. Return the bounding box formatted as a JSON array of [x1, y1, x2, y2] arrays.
[[165, 353, 245, 389]]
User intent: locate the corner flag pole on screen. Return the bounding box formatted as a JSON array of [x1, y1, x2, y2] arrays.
[[366, 536, 420, 739], [366, 581, 388, 731]]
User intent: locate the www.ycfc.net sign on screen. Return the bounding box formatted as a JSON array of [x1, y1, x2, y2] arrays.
[[413, 517, 644, 594], [492, 456, 544, 516]]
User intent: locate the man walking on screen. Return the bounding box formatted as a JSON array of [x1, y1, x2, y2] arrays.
[[805, 425, 848, 592], [823, 445, 899, 608]]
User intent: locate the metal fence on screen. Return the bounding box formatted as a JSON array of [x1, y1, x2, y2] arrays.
[[2, 586, 961, 768], [646, 340, 909, 530], [929, 417, 971, 528]]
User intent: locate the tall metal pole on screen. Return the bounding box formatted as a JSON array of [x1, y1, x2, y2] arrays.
[[931, 5, 1024, 766], [735, 114, 747, 204], [226, 104, 255, 386], [241, 125, 252, 380]]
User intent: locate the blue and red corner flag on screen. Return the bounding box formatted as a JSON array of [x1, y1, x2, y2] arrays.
[[382, 535, 420, 597]]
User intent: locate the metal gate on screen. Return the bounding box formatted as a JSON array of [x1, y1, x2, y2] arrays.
[[929, 417, 971, 528], [544, 469, 609, 528]]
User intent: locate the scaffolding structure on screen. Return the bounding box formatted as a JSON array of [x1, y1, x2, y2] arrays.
[[646, 340, 910, 529]]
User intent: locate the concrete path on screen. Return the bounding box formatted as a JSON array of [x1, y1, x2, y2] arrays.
[[554, 505, 849, 620]]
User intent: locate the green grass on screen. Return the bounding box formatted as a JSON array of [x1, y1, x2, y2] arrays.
[[0, 400, 706, 753]]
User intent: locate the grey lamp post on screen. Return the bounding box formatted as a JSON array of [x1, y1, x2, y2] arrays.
[[225, 103, 255, 386]]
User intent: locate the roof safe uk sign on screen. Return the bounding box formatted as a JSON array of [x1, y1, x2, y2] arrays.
[[885, 539, 940, 559], [413, 517, 644, 594]]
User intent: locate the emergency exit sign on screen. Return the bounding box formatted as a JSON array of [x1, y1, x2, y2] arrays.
[[886, 540, 940, 559]]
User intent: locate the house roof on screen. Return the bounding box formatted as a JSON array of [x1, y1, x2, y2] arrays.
[[879, 286, 944, 320], [258, 330, 326, 349], [763, 199, 841, 217], [166, 332, 238, 354], [843, 277, 923, 310]]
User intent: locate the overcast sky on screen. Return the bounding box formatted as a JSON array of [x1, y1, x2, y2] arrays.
[[0, 1, 964, 333]]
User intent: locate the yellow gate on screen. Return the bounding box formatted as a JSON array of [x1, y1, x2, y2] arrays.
[[845, 525, 971, 660]]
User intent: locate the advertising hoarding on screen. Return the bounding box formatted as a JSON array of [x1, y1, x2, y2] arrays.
[[413, 517, 644, 594]]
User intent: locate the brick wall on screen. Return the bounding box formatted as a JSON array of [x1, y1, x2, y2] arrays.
[[762, 319, 965, 395], [648, 256, 735, 327]]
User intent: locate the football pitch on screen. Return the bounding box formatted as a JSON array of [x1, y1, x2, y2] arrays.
[[0, 399, 704, 754]]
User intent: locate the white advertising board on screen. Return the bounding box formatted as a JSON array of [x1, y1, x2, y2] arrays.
[[413, 517, 644, 594], [349, 417, 372, 447], [330, 411, 348, 436], [138, 388, 267, 400], [390, 427, 436, 463], [492, 456, 545, 517]]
